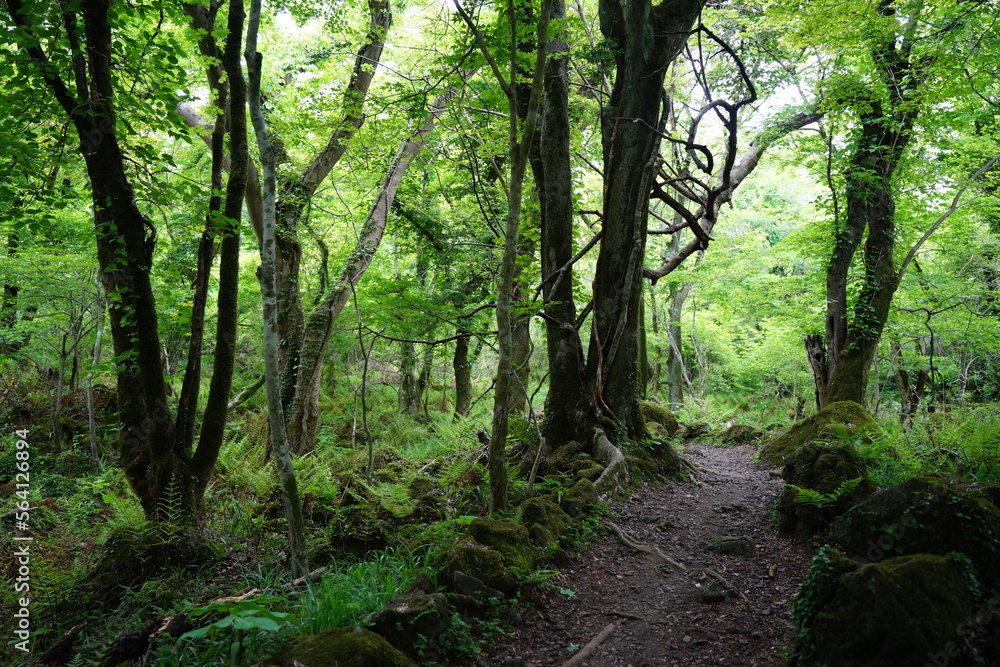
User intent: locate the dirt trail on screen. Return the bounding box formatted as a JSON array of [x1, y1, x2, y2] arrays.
[[484, 443, 814, 667]]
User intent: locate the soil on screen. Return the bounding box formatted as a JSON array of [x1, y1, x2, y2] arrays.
[[482, 442, 815, 667]]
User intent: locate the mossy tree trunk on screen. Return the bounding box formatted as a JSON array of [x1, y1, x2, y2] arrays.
[[806, 2, 920, 409]]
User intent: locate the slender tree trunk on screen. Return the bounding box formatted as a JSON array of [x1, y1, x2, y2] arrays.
[[539, 0, 584, 449], [454, 332, 472, 418], [399, 340, 421, 415], [666, 282, 691, 411], [246, 0, 309, 578]]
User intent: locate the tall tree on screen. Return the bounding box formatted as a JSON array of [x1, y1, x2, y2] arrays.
[[4, 0, 247, 521]]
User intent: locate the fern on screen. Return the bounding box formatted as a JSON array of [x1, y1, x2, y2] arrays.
[[787, 477, 863, 508]]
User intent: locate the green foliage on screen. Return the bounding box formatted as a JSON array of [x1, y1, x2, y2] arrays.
[[786, 477, 863, 509], [296, 550, 419, 635]]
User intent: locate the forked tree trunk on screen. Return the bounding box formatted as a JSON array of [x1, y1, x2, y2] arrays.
[[6, 0, 246, 522]]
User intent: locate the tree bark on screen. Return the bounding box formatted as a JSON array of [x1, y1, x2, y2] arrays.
[[587, 0, 705, 442], [246, 0, 309, 578], [809, 9, 919, 408], [283, 82, 464, 453], [454, 332, 472, 418], [538, 0, 584, 449], [5, 0, 246, 522]]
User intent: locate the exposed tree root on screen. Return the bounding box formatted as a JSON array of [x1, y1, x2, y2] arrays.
[[559, 618, 623, 667], [591, 426, 629, 495], [703, 568, 747, 600], [609, 521, 686, 571]]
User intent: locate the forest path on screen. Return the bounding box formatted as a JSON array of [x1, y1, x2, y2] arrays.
[[483, 443, 814, 667]]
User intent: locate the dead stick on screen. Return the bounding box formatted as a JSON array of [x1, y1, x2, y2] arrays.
[[609, 610, 648, 622], [609, 521, 686, 570], [560, 618, 623, 667]]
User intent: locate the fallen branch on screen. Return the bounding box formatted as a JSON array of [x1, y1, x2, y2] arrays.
[[283, 566, 327, 588], [560, 618, 623, 667], [609, 610, 648, 622], [609, 521, 686, 571]]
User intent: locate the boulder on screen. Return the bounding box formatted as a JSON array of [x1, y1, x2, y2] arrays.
[[560, 478, 598, 518], [639, 401, 680, 437], [777, 443, 874, 537], [681, 422, 711, 441], [758, 401, 874, 466], [792, 551, 974, 667], [436, 542, 517, 597], [719, 423, 766, 445], [367, 592, 451, 654], [521, 497, 572, 547], [275, 627, 416, 667], [465, 518, 539, 577], [828, 474, 1000, 585]]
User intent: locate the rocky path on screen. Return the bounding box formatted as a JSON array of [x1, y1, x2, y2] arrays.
[[484, 443, 814, 667]]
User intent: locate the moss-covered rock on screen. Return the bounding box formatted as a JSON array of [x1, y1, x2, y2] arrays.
[[540, 440, 585, 476], [777, 443, 874, 537], [641, 439, 681, 476], [792, 552, 975, 667], [521, 497, 572, 544], [561, 478, 598, 518], [719, 423, 766, 445], [275, 627, 416, 667], [681, 422, 711, 441], [639, 401, 680, 437], [569, 458, 605, 481], [828, 474, 1000, 585], [367, 592, 451, 655], [407, 475, 437, 498], [758, 401, 874, 466], [436, 542, 518, 597], [78, 523, 219, 608], [465, 518, 539, 577]]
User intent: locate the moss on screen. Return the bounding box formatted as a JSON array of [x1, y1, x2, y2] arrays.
[[436, 541, 517, 597], [758, 401, 874, 466], [367, 592, 451, 654], [639, 401, 679, 436], [78, 522, 219, 608], [828, 474, 1000, 585], [681, 422, 711, 440], [777, 442, 874, 537], [465, 518, 538, 577], [276, 626, 416, 667], [521, 497, 572, 541], [541, 440, 585, 476], [794, 553, 975, 667], [719, 423, 766, 445], [407, 475, 437, 498], [561, 478, 598, 518], [569, 459, 605, 481]]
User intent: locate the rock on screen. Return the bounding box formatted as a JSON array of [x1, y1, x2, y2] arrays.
[[437, 542, 518, 597], [707, 536, 755, 556], [521, 497, 572, 547], [646, 421, 673, 440], [639, 401, 680, 437], [367, 592, 451, 653], [466, 518, 539, 576], [452, 570, 505, 599], [275, 626, 416, 667], [719, 424, 766, 445], [792, 551, 974, 667], [681, 422, 711, 440], [407, 475, 437, 498], [827, 474, 1000, 585], [758, 401, 874, 466], [642, 439, 681, 476], [699, 580, 737, 603], [776, 442, 874, 537], [560, 478, 598, 518], [540, 440, 585, 476]]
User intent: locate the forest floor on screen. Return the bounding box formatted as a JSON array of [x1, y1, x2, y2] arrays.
[[482, 442, 815, 667]]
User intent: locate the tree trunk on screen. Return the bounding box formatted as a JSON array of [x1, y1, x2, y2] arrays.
[[283, 82, 463, 453], [538, 0, 584, 449], [453, 332, 472, 418], [586, 0, 704, 442], [399, 340, 421, 415], [4, 0, 247, 522], [807, 5, 920, 409], [666, 281, 691, 411]]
